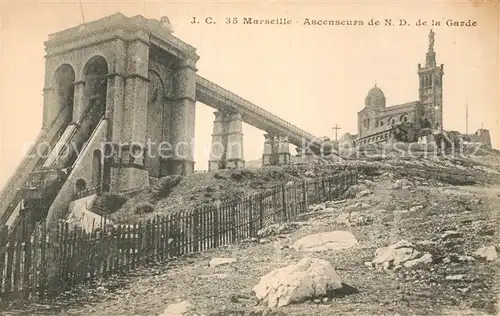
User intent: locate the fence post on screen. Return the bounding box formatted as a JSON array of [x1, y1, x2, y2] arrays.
[[230, 204, 236, 243], [214, 206, 219, 248], [339, 174, 345, 197], [323, 176, 327, 202], [259, 194, 264, 230], [193, 209, 199, 253], [293, 182, 298, 219], [282, 184, 287, 222], [328, 177, 332, 200], [313, 180, 318, 203], [248, 198, 254, 237], [302, 179, 308, 210]]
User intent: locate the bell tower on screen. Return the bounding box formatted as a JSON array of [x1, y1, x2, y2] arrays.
[[418, 29, 444, 130]]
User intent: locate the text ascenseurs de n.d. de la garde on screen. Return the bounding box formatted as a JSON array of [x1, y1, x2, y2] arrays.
[[221, 17, 478, 27]]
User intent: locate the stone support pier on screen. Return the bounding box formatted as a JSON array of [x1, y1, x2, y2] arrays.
[[209, 111, 230, 171], [276, 135, 291, 165], [262, 133, 290, 166], [262, 133, 276, 166], [226, 113, 245, 169], [208, 111, 244, 170]]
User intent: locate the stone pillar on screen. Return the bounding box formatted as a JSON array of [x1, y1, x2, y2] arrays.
[[208, 111, 230, 171], [107, 39, 127, 142], [226, 113, 244, 169], [110, 39, 150, 192], [262, 133, 275, 166], [169, 57, 198, 175], [72, 80, 85, 123], [276, 135, 291, 165]]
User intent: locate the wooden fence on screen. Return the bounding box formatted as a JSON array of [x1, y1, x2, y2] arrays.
[[0, 171, 357, 303]]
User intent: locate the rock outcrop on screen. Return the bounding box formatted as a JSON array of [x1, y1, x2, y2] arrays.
[[253, 258, 343, 308]]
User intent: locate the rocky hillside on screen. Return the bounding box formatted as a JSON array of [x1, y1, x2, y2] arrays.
[[100, 148, 500, 224], [9, 149, 499, 316]]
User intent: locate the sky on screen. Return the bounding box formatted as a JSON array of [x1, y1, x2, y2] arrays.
[[0, 1, 498, 189]]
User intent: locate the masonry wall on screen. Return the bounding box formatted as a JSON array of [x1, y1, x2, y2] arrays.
[[46, 119, 109, 226]]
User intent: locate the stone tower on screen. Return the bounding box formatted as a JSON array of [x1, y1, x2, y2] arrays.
[[42, 13, 199, 195], [418, 29, 444, 130]]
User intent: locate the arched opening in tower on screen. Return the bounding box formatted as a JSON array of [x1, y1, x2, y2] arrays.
[[53, 64, 75, 127], [83, 56, 108, 131]]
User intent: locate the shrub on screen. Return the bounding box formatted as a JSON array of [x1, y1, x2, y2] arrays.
[[92, 192, 129, 215], [133, 202, 155, 215], [151, 175, 182, 199]]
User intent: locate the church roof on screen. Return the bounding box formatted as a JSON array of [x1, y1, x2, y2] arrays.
[[366, 84, 385, 98]]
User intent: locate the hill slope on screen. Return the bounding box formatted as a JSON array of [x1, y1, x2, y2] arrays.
[[10, 157, 500, 315]]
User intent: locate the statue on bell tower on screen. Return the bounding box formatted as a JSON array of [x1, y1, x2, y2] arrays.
[[428, 29, 435, 52]]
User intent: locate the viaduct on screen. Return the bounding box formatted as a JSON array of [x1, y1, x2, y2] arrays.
[[0, 13, 332, 231]]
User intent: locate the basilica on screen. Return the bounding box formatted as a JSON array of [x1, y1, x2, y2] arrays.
[[356, 29, 444, 146]]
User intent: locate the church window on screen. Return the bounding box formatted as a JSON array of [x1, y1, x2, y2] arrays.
[[380, 121, 384, 126], [375, 121, 379, 127]]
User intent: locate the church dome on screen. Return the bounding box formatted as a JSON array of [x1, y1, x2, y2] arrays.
[[365, 84, 386, 108]]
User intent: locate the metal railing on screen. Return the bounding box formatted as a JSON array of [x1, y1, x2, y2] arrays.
[[196, 75, 323, 146]]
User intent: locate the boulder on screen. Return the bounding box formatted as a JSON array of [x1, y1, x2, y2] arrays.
[[159, 301, 192, 316], [441, 230, 461, 240], [371, 240, 433, 270], [356, 189, 373, 198], [409, 205, 424, 212], [253, 258, 343, 308], [474, 246, 498, 261], [363, 180, 375, 188], [208, 257, 237, 268], [391, 179, 414, 190], [335, 212, 373, 226], [293, 231, 358, 252]]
